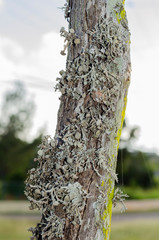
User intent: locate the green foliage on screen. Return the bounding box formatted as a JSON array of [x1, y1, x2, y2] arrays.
[[117, 148, 155, 188], [117, 120, 156, 189], [0, 132, 40, 181], [0, 82, 41, 199], [0, 81, 35, 138]]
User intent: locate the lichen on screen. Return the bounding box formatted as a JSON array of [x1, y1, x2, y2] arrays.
[[113, 187, 128, 212], [59, 0, 70, 20], [59, 27, 80, 56]]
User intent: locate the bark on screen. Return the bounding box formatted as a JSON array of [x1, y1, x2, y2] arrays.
[[25, 0, 131, 240]]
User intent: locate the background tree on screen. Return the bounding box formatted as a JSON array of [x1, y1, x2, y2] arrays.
[[0, 81, 41, 199], [0, 81, 34, 138], [25, 1, 131, 239], [117, 120, 155, 189]]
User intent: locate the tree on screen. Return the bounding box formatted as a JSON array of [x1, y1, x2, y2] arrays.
[[0, 81, 35, 139], [117, 121, 155, 189], [25, 0, 131, 239], [0, 81, 41, 198]]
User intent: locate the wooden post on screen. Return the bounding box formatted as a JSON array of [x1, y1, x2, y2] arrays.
[[25, 0, 131, 239]]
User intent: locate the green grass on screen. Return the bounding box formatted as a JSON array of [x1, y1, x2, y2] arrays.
[[111, 219, 159, 240], [121, 186, 159, 199], [0, 218, 37, 240], [0, 217, 159, 240]]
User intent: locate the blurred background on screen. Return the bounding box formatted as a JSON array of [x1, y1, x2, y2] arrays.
[[0, 0, 159, 239]]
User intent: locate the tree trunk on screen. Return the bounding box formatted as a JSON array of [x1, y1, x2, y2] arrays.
[[25, 0, 131, 239]]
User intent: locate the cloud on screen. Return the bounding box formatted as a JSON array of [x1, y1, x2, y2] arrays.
[[0, 0, 67, 48], [0, 37, 24, 63], [0, 32, 66, 84], [0, 32, 66, 139], [0, 0, 3, 8]]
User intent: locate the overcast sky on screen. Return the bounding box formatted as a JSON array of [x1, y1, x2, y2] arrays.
[[0, 0, 159, 153]]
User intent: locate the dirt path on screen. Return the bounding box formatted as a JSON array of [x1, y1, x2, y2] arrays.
[[124, 199, 159, 212], [0, 214, 40, 220], [1, 211, 159, 222], [0, 199, 159, 222], [112, 211, 159, 222], [113, 199, 159, 213]]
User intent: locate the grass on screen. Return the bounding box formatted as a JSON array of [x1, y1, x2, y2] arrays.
[[111, 219, 159, 240], [0, 218, 37, 240], [0, 201, 40, 215], [0, 217, 159, 240], [0, 200, 159, 239]]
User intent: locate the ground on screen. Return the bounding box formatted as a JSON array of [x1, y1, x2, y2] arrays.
[[0, 200, 159, 240]]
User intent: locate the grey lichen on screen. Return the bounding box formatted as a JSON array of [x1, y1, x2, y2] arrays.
[[60, 27, 80, 56], [113, 187, 128, 212], [59, 0, 71, 20]]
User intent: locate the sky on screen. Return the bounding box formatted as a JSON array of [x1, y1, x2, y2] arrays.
[[0, 0, 159, 153]]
